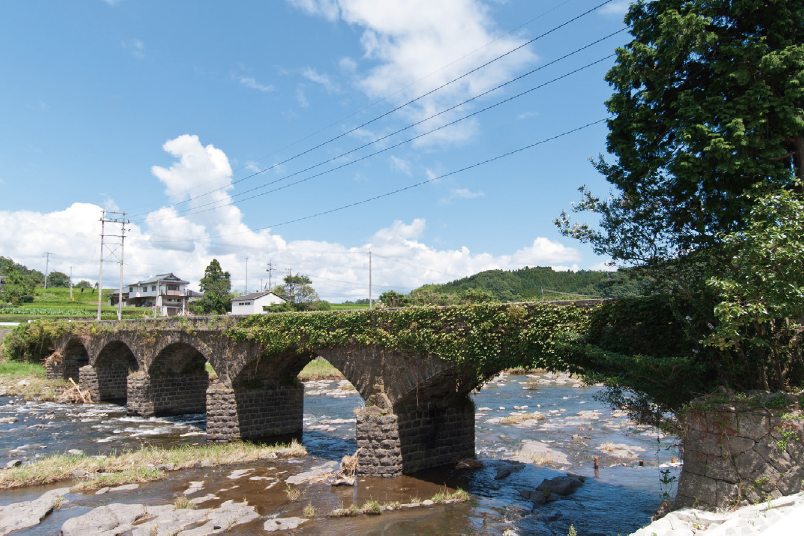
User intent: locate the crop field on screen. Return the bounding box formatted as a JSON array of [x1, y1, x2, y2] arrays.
[[0, 287, 142, 321]]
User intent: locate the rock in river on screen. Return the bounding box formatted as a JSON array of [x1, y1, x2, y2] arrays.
[[0, 487, 70, 536]]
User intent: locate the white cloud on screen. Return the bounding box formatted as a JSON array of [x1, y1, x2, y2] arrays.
[[0, 136, 587, 299], [388, 155, 411, 175], [296, 86, 309, 107], [286, 0, 340, 21], [102, 196, 120, 212], [237, 76, 275, 92], [439, 187, 485, 204], [122, 39, 145, 59], [517, 111, 539, 120], [302, 67, 339, 92], [288, 0, 537, 146], [589, 260, 617, 271], [339, 57, 357, 72], [599, 0, 631, 16]]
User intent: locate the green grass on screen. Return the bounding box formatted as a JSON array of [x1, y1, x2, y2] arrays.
[[0, 362, 46, 377], [298, 358, 345, 381], [0, 440, 307, 491]]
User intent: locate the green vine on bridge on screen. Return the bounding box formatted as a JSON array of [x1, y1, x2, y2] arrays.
[[225, 302, 594, 383]]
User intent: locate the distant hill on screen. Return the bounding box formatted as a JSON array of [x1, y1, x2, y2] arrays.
[[410, 266, 644, 302]]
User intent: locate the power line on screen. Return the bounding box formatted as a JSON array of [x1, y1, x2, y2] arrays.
[[157, 0, 579, 200], [128, 0, 615, 220], [139, 43, 620, 225], [140, 119, 604, 246]]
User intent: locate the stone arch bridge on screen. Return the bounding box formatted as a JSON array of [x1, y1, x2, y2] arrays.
[[45, 302, 600, 477]]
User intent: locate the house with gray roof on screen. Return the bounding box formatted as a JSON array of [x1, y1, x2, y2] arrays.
[[231, 291, 287, 315]]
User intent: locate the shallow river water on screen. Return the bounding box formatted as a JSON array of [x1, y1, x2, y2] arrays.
[[0, 373, 680, 535]]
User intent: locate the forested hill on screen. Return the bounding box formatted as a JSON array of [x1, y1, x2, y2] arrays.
[[411, 266, 644, 302]]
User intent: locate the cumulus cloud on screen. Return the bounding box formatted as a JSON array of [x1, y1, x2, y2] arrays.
[[1, 135, 588, 300], [288, 0, 537, 146], [237, 75, 275, 92]]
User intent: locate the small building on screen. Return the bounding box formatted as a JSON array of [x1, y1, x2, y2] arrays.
[[231, 291, 287, 315], [108, 273, 196, 316]]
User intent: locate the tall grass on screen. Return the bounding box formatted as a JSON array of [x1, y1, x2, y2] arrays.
[[0, 440, 307, 491]]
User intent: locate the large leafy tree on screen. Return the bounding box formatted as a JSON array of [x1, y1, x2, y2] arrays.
[[3, 269, 35, 305], [556, 0, 804, 404], [46, 271, 70, 288], [274, 272, 322, 311], [192, 259, 233, 315], [558, 0, 804, 273]]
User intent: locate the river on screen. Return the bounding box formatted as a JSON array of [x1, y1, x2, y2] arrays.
[[0, 372, 680, 535]]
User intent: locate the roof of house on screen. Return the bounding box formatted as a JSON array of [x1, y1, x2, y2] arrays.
[[127, 273, 189, 286], [231, 291, 287, 302]]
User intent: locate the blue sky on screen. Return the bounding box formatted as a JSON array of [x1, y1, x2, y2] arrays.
[[0, 0, 632, 300]]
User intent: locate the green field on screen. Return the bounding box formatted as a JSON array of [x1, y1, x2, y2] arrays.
[[0, 287, 142, 321]]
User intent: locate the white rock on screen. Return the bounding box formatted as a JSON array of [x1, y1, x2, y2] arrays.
[[264, 517, 308, 532]]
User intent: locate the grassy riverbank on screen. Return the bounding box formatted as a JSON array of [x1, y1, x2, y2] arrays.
[[0, 440, 307, 491], [0, 362, 70, 400]]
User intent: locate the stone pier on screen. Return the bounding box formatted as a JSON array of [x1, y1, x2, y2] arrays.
[[206, 382, 304, 442], [356, 399, 476, 477]]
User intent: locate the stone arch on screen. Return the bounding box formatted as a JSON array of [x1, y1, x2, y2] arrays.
[[48, 338, 89, 382], [93, 341, 139, 403], [145, 342, 209, 416], [206, 350, 309, 442], [311, 344, 480, 476]]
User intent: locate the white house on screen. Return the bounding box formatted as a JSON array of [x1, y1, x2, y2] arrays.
[[109, 273, 197, 317], [231, 291, 287, 315]]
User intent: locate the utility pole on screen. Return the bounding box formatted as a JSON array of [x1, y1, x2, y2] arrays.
[[118, 214, 127, 321], [369, 250, 373, 310], [69, 267, 73, 301], [97, 210, 129, 322], [97, 214, 106, 321], [266, 261, 275, 291], [245, 256, 249, 294], [43, 252, 52, 289]]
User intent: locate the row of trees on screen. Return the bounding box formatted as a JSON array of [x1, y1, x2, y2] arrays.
[[555, 0, 804, 414]]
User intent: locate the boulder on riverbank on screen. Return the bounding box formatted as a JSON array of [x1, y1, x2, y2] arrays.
[[0, 487, 70, 536], [60, 499, 259, 535]]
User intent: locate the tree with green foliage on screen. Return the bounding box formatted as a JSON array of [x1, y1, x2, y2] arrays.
[[706, 182, 804, 391], [272, 272, 324, 311], [46, 271, 70, 288], [191, 259, 233, 315], [555, 0, 804, 415], [3, 269, 35, 305], [0, 257, 44, 287], [379, 290, 407, 308], [558, 0, 804, 278], [74, 280, 92, 289]]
